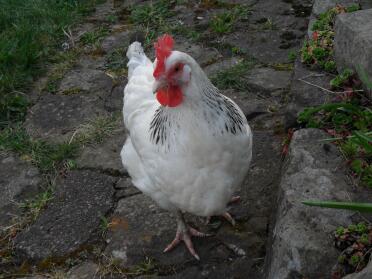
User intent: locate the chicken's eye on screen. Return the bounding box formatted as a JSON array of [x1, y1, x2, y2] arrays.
[[174, 66, 179, 72]]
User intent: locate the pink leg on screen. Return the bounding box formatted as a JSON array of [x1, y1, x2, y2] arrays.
[[164, 211, 211, 260]]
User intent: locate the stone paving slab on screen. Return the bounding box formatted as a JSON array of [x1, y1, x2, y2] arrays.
[[14, 170, 116, 262], [0, 153, 41, 229]]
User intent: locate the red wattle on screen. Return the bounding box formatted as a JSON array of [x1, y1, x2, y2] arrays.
[[156, 86, 183, 107]]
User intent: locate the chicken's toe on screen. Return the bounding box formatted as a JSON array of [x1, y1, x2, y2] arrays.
[[163, 226, 206, 260]]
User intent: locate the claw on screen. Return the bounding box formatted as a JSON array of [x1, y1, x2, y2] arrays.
[[229, 196, 241, 204], [222, 212, 236, 226], [164, 211, 210, 260]]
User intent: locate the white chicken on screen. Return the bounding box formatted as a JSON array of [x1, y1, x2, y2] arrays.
[[121, 34, 252, 260]]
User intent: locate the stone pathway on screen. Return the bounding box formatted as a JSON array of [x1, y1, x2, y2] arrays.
[[1, 0, 371, 278]]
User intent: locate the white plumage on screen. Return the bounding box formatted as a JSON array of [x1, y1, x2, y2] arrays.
[[121, 36, 252, 259]]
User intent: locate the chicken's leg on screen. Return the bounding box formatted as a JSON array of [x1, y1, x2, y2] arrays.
[[164, 211, 209, 260]]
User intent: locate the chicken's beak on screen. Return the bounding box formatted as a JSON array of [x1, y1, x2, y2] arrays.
[[152, 78, 167, 94]]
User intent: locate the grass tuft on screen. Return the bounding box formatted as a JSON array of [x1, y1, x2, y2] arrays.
[[211, 59, 255, 91], [0, 125, 78, 173], [210, 5, 251, 34]]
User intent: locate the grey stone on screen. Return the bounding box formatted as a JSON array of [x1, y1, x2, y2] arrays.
[[334, 9, 372, 90], [14, 170, 116, 262], [76, 127, 126, 175], [266, 129, 354, 279], [360, 0, 372, 9], [103, 194, 253, 271], [343, 260, 372, 279], [204, 57, 241, 77], [285, 60, 333, 126], [104, 82, 125, 113], [58, 68, 113, 97], [312, 0, 359, 16], [0, 153, 41, 229], [24, 93, 108, 143], [222, 89, 272, 121], [224, 31, 298, 64], [114, 177, 141, 200], [245, 67, 292, 96], [175, 41, 222, 68], [101, 30, 130, 53], [18, 276, 47, 279], [67, 262, 100, 279]]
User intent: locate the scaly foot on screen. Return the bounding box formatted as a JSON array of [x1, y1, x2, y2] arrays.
[[164, 211, 210, 260]]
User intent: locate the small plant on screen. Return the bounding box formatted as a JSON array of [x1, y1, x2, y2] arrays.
[[330, 69, 354, 88], [129, 0, 174, 47], [80, 27, 109, 46], [106, 14, 118, 23], [73, 115, 121, 145], [105, 47, 128, 78], [211, 59, 255, 91], [20, 189, 53, 220], [261, 18, 276, 30], [210, 12, 236, 34], [210, 5, 251, 34], [288, 50, 297, 62]]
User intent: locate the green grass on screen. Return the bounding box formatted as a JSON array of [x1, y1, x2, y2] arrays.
[[80, 26, 110, 46], [73, 115, 121, 145], [128, 0, 176, 48], [211, 59, 255, 91], [20, 188, 54, 221], [0, 0, 103, 127], [0, 125, 78, 173], [210, 5, 251, 34], [288, 50, 297, 62], [330, 68, 354, 88]]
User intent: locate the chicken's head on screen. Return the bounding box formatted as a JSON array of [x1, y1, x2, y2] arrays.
[[152, 34, 192, 107]]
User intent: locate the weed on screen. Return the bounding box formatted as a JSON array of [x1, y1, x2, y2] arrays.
[[288, 50, 297, 62], [44, 49, 80, 93], [210, 12, 236, 34], [73, 115, 121, 145], [270, 63, 294, 71], [171, 24, 201, 42], [330, 69, 354, 88], [211, 59, 255, 91], [105, 47, 128, 79], [210, 5, 251, 34], [128, 0, 174, 47], [80, 27, 110, 46], [100, 215, 110, 236], [106, 14, 118, 23], [261, 18, 276, 30], [20, 189, 53, 221]]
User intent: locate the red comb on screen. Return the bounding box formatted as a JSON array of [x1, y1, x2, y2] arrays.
[[153, 34, 174, 79]]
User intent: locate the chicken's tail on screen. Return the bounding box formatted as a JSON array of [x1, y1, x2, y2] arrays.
[[126, 32, 149, 79]]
